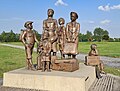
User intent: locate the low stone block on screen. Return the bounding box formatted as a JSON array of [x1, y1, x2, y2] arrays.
[[3, 64, 96, 91]]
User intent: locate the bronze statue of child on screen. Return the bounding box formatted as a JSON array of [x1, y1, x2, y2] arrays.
[[21, 21, 39, 70], [40, 32, 52, 72], [58, 18, 66, 59], [89, 44, 106, 74]]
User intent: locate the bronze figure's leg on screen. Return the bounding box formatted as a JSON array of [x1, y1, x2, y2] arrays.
[[99, 61, 106, 74], [37, 56, 42, 70], [72, 55, 76, 59], [62, 54, 65, 58], [47, 62, 51, 72], [53, 52, 56, 56], [60, 50, 63, 59], [26, 46, 36, 70], [68, 54, 71, 58], [42, 62, 45, 72]]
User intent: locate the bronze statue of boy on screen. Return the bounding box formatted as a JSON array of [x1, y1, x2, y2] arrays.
[[21, 21, 39, 70]]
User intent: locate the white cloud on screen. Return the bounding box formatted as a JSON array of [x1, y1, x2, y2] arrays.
[[100, 19, 111, 25], [88, 21, 95, 24], [111, 4, 120, 10], [98, 4, 120, 11], [98, 4, 111, 11], [55, 0, 68, 6]]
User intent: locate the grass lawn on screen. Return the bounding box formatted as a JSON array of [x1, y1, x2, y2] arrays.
[[78, 42, 120, 58], [0, 42, 120, 76], [0, 44, 38, 78], [104, 66, 120, 76], [4, 42, 120, 58], [4, 42, 24, 46]]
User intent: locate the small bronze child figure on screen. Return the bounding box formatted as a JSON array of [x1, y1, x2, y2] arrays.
[[89, 44, 105, 74], [43, 9, 58, 56], [66, 12, 80, 58], [21, 21, 39, 70], [40, 32, 51, 72], [58, 18, 66, 59]]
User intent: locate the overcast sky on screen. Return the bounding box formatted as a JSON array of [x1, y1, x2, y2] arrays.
[[0, 0, 120, 38]]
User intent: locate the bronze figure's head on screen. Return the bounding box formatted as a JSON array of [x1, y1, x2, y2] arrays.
[[58, 18, 65, 25], [90, 44, 97, 50], [24, 21, 33, 29], [47, 9, 54, 17], [42, 32, 49, 40], [70, 12, 78, 21]]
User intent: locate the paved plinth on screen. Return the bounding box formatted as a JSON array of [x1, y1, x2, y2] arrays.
[[3, 63, 96, 91]]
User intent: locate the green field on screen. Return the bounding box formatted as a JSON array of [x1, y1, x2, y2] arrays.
[[0, 42, 120, 77], [0, 44, 37, 77], [78, 42, 120, 58], [7, 42, 120, 58]]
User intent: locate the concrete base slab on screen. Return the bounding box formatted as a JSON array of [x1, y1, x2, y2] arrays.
[[3, 63, 96, 91]]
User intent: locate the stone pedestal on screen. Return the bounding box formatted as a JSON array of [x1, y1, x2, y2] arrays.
[[3, 63, 96, 91]]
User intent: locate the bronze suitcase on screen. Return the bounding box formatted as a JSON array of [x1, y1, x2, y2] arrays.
[[52, 59, 79, 72], [85, 56, 100, 66], [63, 43, 78, 55]]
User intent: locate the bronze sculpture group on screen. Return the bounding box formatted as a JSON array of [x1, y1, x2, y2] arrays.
[[21, 9, 105, 74]]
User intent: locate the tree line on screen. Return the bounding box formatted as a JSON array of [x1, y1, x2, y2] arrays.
[[0, 27, 120, 42], [79, 27, 120, 42], [0, 30, 41, 42]]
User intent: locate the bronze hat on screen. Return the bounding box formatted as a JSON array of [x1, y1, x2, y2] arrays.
[[24, 21, 33, 28], [70, 12, 78, 19]]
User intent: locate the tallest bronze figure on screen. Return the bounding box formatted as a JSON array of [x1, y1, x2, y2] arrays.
[[43, 9, 58, 56]]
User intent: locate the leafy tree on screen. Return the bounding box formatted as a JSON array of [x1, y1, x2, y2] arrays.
[[79, 33, 88, 42], [109, 38, 114, 42], [33, 29, 41, 41], [114, 38, 119, 42], [93, 27, 109, 42], [86, 31, 93, 41], [102, 35, 109, 41], [9, 30, 16, 42]]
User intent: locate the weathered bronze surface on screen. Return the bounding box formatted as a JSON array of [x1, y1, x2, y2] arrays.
[[22, 10, 81, 72], [43, 9, 58, 56], [37, 32, 51, 72], [63, 12, 80, 58], [57, 18, 66, 58], [85, 44, 105, 74], [21, 21, 39, 70], [52, 59, 79, 72]]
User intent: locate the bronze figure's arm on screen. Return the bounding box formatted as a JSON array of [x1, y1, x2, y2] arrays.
[[43, 20, 49, 31], [66, 23, 69, 41], [21, 31, 27, 47], [74, 23, 80, 40], [34, 32, 39, 44]]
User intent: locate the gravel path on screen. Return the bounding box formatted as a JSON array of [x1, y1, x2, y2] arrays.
[[1, 43, 120, 68]]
